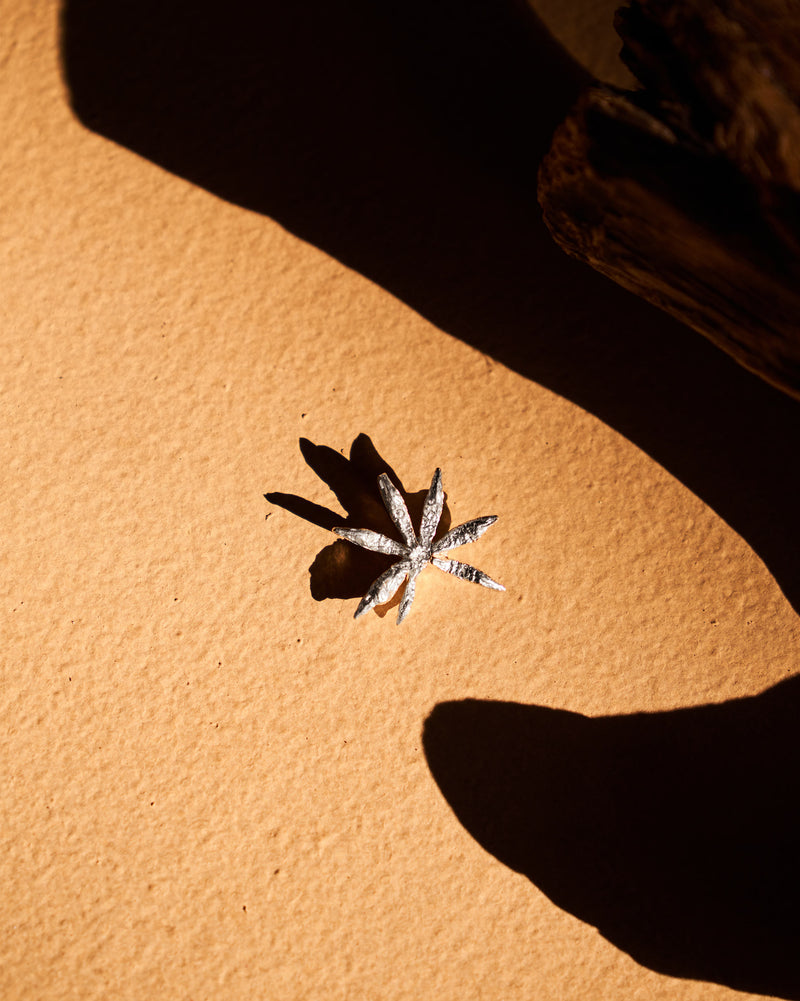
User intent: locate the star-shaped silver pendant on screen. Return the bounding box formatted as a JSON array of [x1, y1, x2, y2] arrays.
[[334, 468, 504, 623]]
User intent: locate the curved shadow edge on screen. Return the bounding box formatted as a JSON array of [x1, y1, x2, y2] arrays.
[[423, 678, 800, 999]]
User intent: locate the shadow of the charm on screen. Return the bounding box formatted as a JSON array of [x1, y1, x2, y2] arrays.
[[266, 434, 450, 611], [423, 674, 800, 999]]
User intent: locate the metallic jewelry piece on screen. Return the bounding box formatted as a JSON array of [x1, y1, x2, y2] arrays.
[[334, 468, 504, 623]]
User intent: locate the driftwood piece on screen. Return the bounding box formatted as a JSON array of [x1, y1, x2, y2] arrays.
[[538, 0, 800, 399]]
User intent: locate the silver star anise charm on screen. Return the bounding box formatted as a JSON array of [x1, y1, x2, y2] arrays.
[[334, 468, 504, 623]]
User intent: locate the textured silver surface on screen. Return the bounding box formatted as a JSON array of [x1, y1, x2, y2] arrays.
[[333, 468, 504, 623]]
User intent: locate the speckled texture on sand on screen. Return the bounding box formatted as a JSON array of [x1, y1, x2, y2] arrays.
[[2, 2, 799, 999]]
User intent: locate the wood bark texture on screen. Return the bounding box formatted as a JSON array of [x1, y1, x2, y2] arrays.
[[538, 0, 800, 399]]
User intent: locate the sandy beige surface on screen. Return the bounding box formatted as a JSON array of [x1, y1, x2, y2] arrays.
[[3, 1, 799, 999]]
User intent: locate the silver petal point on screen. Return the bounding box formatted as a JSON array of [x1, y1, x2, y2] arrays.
[[354, 560, 411, 619], [377, 473, 417, 548], [419, 467, 444, 548], [396, 566, 422, 624], [333, 527, 407, 557], [431, 556, 505, 591], [433, 515, 497, 553]]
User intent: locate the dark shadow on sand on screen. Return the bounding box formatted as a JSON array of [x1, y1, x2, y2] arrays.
[[423, 676, 800, 999]]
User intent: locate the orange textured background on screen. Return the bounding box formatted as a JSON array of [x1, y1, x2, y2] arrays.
[[3, 2, 799, 999]]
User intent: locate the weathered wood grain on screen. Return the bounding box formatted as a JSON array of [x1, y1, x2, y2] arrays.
[[538, 0, 800, 398]]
